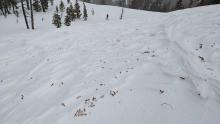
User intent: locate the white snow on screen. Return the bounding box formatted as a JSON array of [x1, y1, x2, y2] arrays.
[[0, 1, 220, 124]]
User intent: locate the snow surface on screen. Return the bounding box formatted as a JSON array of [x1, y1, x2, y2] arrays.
[[0, 1, 220, 124]]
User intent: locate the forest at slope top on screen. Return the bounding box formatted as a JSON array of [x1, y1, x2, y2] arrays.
[[86, 0, 220, 12]]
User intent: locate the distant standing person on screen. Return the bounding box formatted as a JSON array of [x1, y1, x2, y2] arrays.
[[106, 14, 109, 20]]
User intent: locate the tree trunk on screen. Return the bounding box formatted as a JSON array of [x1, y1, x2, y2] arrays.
[[30, 0, 34, 29], [21, 0, 30, 29], [40, 0, 46, 12], [12, 5, 15, 13]]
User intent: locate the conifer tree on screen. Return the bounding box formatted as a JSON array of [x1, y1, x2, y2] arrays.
[[44, 0, 49, 10], [67, 0, 70, 4], [66, 7, 71, 16], [40, 0, 48, 12], [59, 0, 65, 17], [74, 0, 81, 18], [200, 0, 204, 6], [83, 2, 88, 21], [64, 15, 71, 26], [52, 6, 62, 28], [0, 0, 18, 17], [189, 0, 193, 8], [12, 0, 18, 14], [176, 0, 184, 10], [69, 3, 76, 21], [33, 0, 42, 12], [49, 0, 54, 6], [40, 0, 45, 12]]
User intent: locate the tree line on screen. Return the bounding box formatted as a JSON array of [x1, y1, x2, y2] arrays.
[[130, 0, 220, 12], [86, 0, 220, 12], [52, 0, 88, 28], [0, 0, 52, 29], [0, 0, 88, 29]]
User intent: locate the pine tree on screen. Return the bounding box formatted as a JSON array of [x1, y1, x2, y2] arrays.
[[83, 2, 88, 21], [44, 0, 49, 10], [67, 0, 70, 4], [12, 0, 18, 13], [40, 0, 48, 12], [69, 3, 76, 21], [59, 0, 65, 17], [199, 0, 204, 6], [176, 0, 184, 10], [52, 6, 62, 28], [189, 0, 193, 8], [74, 0, 81, 18], [0, 0, 18, 17], [66, 6, 71, 16], [49, 0, 54, 6], [64, 15, 71, 26], [40, 0, 45, 12], [33, 0, 42, 12]]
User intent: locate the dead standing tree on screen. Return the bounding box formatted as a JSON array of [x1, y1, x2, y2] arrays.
[[21, 0, 29, 29]]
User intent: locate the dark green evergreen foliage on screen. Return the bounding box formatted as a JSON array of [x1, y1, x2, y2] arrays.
[[150, 1, 158, 11], [40, 0, 48, 12], [0, 0, 18, 17], [150, 0, 161, 11], [176, 0, 184, 10], [59, 0, 65, 16], [143, 0, 148, 10], [33, 0, 42, 12], [49, 0, 54, 6], [83, 2, 88, 21], [52, 6, 62, 28], [213, 0, 220, 4], [69, 3, 76, 21], [118, 0, 126, 7], [66, 7, 71, 16], [74, 0, 81, 18], [44, 0, 49, 10], [67, 0, 70, 4], [64, 15, 71, 26], [160, 3, 168, 12], [200, 0, 204, 6], [189, 0, 193, 8]]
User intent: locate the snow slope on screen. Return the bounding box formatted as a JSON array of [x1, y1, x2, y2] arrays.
[[0, 1, 220, 124]]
